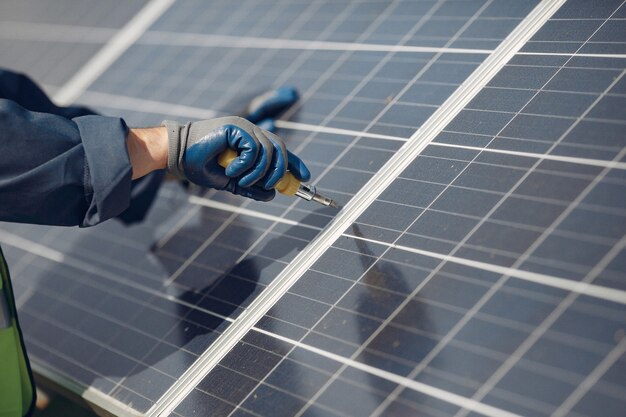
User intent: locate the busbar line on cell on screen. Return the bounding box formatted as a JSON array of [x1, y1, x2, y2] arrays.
[[5, 203, 623, 417], [452, 236, 626, 417], [187, 186, 626, 287], [227, 1, 547, 411], [249, 327, 524, 417], [199, 0, 410, 291], [276, 120, 626, 170], [158, 0, 350, 287], [153, 204, 203, 250], [343, 233, 626, 305], [304, 32, 626, 416], [0, 230, 235, 324], [146, 1, 569, 416], [65, 91, 626, 186], [451, 66, 626, 417], [163, 187, 286, 286], [431, 142, 626, 171], [79, 90, 217, 120], [241, 0, 467, 316], [7, 227, 63, 278], [0, 230, 66, 263], [31, 358, 144, 417], [187, 196, 322, 230], [72, 91, 626, 171], [154, 0, 293, 281], [517, 51, 626, 59], [274, 120, 405, 142], [4, 0, 626, 416], [370, 59, 626, 416], [162, 208, 243, 287], [0, 21, 116, 43], [140, 31, 494, 55], [53, 0, 176, 105], [0, 21, 489, 55], [551, 337, 626, 417], [3, 20, 626, 60], [0, 228, 524, 417], [110, 3, 327, 275]]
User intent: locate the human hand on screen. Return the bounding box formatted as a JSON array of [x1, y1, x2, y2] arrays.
[[246, 86, 299, 124], [162, 116, 310, 201]]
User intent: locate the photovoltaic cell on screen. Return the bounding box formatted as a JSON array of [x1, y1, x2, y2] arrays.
[[0, 0, 148, 87], [0, 0, 625, 416], [191, 2, 626, 417]]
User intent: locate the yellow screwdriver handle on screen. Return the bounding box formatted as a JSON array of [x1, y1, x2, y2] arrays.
[[218, 148, 301, 196]]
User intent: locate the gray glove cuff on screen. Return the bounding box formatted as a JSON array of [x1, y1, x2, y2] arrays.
[[162, 120, 187, 179]]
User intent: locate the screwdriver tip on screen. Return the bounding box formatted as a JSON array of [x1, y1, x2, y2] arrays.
[[305, 187, 341, 209]]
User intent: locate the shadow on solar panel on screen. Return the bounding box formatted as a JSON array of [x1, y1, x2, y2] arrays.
[[18, 205, 329, 405]]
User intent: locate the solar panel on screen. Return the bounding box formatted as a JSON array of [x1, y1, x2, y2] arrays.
[[0, 0, 625, 416]]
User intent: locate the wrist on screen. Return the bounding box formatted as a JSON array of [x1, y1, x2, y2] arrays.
[[127, 126, 168, 179], [162, 120, 185, 179]]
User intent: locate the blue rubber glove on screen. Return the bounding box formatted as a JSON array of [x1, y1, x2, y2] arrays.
[[246, 87, 299, 124], [256, 119, 276, 134], [163, 116, 310, 202]]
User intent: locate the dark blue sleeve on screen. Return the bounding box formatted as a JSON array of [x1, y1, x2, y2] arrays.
[[0, 99, 133, 227]]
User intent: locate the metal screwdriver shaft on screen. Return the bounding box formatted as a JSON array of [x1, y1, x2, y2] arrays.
[[294, 183, 339, 208]]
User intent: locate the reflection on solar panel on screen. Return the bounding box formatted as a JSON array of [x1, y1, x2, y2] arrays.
[[0, 0, 625, 416]]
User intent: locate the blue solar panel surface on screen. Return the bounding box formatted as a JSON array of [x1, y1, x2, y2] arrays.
[[0, 0, 625, 416]]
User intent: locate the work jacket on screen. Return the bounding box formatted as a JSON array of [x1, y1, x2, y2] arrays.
[[0, 69, 162, 416]]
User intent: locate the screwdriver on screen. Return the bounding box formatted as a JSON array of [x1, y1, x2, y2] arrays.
[[218, 148, 340, 208]]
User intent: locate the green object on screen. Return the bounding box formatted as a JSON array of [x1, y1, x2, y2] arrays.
[[0, 247, 35, 417]]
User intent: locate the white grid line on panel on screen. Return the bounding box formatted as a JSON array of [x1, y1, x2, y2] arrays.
[[156, 0, 364, 282], [228, 0, 432, 275], [451, 86, 626, 417], [7, 1, 625, 416], [551, 337, 626, 417], [0, 229, 526, 417], [4, 212, 624, 417], [147, 0, 431, 414], [145, 1, 568, 417], [367, 15, 626, 414], [71, 93, 626, 171], [53, 0, 175, 105], [249, 328, 524, 417], [4, 20, 626, 60]]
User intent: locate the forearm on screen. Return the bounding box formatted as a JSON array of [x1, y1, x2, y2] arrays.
[[127, 126, 168, 179]]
